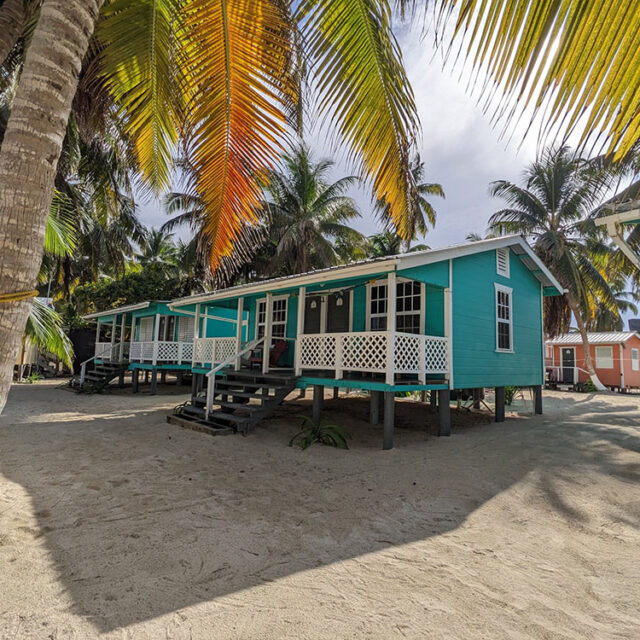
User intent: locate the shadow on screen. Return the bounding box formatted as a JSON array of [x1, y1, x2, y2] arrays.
[[1, 384, 639, 632]]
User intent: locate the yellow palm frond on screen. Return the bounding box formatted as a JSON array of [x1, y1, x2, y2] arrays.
[[299, 0, 420, 238], [97, 0, 188, 190], [439, 1, 640, 160], [182, 0, 292, 270]]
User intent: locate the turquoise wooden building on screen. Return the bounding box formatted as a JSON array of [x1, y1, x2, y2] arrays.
[[167, 235, 564, 448], [80, 300, 245, 392]]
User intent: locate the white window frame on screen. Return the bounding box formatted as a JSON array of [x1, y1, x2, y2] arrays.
[[366, 278, 425, 333], [255, 295, 288, 339], [632, 348, 639, 372], [496, 248, 510, 278], [595, 345, 614, 369], [495, 283, 514, 353]]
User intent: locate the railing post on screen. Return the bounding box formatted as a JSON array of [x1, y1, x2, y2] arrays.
[[419, 335, 426, 384], [295, 336, 303, 376], [262, 293, 273, 374], [119, 314, 126, 362], [235, 297, 244, 370], [80, 362, 86, 384], [178, 342, 182, 365], [385, 332, 395, 385], [335, 334, 343, 380]]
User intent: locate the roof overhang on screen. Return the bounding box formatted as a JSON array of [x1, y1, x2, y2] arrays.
[[596, 209, 640, 270], [397, 235, 565, 295], [83, 301, 152, 320], [169, 259, 398, 308]]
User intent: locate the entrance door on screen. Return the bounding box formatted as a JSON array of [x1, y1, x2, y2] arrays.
[[304, 296, 322, 333], [326, 291, 350, 333], [561, 348, 575, 383]]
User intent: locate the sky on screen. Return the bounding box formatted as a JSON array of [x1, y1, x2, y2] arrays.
[[136, 23, 542, 247]]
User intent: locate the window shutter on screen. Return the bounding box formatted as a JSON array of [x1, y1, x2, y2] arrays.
[[496, 248, 510, 277], [178, 316, 195, 342]]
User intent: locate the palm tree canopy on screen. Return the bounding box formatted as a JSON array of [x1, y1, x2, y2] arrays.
[[437, 1, 640, 161], [488, 146, 621, 335]]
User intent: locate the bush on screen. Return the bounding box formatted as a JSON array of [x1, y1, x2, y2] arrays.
[[289, 416, 351, 450], [504, 386, 517, 405]]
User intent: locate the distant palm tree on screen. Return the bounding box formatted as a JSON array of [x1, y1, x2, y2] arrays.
[[135, 228, 177, 269], [368, 230, 429, 257], [376, 153, 444, 251], [488, 146, 619, 390], [263, 145, 365, 275]]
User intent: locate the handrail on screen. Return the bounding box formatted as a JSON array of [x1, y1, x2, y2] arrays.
[[80, 342, 122, 384], [204, 337, 264, 420]]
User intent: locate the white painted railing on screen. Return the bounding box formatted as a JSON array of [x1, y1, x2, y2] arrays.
[[94, 342, 126, 362], [129, 341, 194, 364], [192, 337, 238, 367], [295, 331, 449, 385]]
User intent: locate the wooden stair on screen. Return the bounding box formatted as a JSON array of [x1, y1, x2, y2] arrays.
[[70, 361, 128, 392], [169, 368, 297, 436]]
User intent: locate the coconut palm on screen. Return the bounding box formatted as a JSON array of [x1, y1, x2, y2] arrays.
[[262, 145, 365, 275], [376, 153, 444, 251], [368, 231, 430, 257], [0, 0, 420, 411], [488, 146, 620, 390]]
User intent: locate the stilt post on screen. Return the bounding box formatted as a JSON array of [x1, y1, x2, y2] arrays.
[[495, 386, 505, 422], [383, 391, 395, 450], [132, 369, 139, 393], [533, 385, 543, 414], [438, 388, 451, 436], [150, 369, 158, 395], [472, 388, 481, 409], [370, 390, 380, 425], [312, 385, 323, 423]]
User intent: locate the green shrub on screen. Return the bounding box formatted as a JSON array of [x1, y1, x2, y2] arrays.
[[504, 386, 517, 405], [25, 372, 44, 384], [581, 379, 597, 393], [289, 416, 351, 450]]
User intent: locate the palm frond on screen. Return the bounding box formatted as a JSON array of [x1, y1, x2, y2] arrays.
[[299, 0, 419, 237], [24, 299, 74, 367]]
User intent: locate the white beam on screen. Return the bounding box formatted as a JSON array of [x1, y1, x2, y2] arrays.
[[263, 293, 273, 374], [235, 297, 244, 371]]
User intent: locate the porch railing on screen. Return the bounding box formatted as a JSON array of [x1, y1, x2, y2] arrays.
[[94, 342, 127, 362], [295, 331, 449, 385], [192, 337, 238, 367], [129, 340, 194, 365]]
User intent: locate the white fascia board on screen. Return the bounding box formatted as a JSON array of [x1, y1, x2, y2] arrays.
[[596, 210, 640, 226], [83, 301, 151, 320], [169, 259, 397, 308]]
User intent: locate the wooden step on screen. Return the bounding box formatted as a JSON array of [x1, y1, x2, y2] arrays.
[[167, 414, 235, 436]]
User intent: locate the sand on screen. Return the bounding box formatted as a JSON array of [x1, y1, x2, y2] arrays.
[[0, 379, 638, 639]]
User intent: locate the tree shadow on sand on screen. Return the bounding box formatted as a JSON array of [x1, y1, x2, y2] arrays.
[[0, 385, 639, 632]]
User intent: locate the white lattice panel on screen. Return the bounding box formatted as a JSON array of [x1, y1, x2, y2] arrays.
[[424, 336, 448, 373], [394, 333, 422, 373], [341, 332, 388, 372], [299, 334, 337, 369], [193, 338, 237, 365], [142, 342, 155, 360], [179, 342, 193, 361], [214, 338, 236, 363], [95, 342, 112, 360], [130, 342, 142, 360]]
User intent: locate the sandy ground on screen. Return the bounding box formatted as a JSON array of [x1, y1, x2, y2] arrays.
[[0, 380, 639, 640]]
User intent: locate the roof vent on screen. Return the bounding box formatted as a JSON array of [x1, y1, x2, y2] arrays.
[[496, 248, 510, 277]]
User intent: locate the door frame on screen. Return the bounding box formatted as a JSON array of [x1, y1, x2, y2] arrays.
[[304, 288, 353, 333]]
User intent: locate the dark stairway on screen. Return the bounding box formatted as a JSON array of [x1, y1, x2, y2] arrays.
[[169, 368, 297, 436], [71, 361, 128, 392]]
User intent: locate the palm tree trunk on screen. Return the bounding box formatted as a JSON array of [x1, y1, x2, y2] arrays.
[[0, 0, 104, 413], [566, 292, 607, 391], [0, 0, 24, 67]]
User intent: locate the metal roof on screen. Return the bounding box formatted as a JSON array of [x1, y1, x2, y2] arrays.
[[170, 235, 564, 307], [546, 332, 639, 345], [83, 301, 156, 320]]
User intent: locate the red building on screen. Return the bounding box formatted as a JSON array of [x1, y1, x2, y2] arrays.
[[546, 332, 640, 391]]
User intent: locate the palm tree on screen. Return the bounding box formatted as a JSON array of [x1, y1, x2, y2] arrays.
[[488, 146, 620, 390], [262, 145, 365, 275], [0, 0, 420, 411], [376, 153, 444, 251], [368, 231, 430, 257], [135, 229, 177, 269]]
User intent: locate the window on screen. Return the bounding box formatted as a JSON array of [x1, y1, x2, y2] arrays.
[[157, 315, 176, 341], [495, 284, 513, 352], [178, 316, 194, 342], [595, 346, 613, 369], [138, 317, 153, 341], [633, 349, 639, 371], [368, 280, 422, 333], [496, 248, 510, 277], [256, 297, 288, 338]]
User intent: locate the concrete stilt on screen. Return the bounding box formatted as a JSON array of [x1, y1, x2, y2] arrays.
[[298, 388, 306, 399], [383, 391, 395, 450], [438, 388, 451, 436], [533, 385, 543, 414], [144, 370, 150, 384], [333, 386, 339, 400], [370, 390, 381, 425], [176, 371, 183, 386], [150, 370, 158, 395], [118, 371, 125, 388], [420, 390, 427, 403], [132, 369, 139, 393], [312, 385, 323, 423], [191, 373, 198, 401], [160, 371, 166, 384], [495, 386, 505, 422], [430, 390, 438, 412], [472, 388, 482, 409]]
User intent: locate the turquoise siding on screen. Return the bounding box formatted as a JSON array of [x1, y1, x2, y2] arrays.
[[425, 285, 445, 336], [451, 250, 543, 388]]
